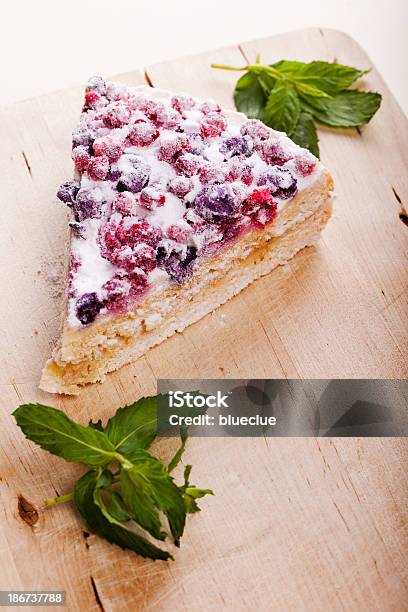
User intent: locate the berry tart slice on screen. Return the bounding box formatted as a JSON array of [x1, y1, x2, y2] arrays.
[[40, 76, 334, 394]]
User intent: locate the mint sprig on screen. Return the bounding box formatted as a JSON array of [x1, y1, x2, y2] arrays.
[[13, 398, 213, 561], [211, 59, 382, 157]]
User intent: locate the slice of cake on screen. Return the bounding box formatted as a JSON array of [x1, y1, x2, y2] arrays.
[[40, 76, 334, 394]]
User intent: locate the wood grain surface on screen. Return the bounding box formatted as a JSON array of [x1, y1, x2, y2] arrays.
[[0, 28, 407, 611]]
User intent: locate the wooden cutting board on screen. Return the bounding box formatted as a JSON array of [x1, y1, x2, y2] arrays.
[[0, 28, 407, 611]]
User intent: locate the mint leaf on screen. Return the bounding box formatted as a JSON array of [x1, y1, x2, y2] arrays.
[[300, 90, 381, 127], [214, 57, 381, 156], [105, 395, 159, 458], [184, 487, 214, 514], [167, 428, 188, 473], [234, 71, 265, 120], [294, 82, 331, 99], [13, 404, 116, 468], [257, 71, 277, 96], [263, 80, 300, 135], [121, 450, 186, 544], [291, 112, 320, 158], [105, 491, 132, 523], [276, 60, 367, 95], [74, 471, 171, 561], [181, 464, 214, 514], [14, 396, 213, 562]]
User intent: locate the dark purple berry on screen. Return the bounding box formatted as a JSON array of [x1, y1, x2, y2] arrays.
[[72, 124, 95, 149], [112, 154, 150, 194], [156, 245, 167, 263], [188, 133, 205, 155], [194, 184, 239, 223], [183, 246, 197, 267], [73, 188, 102, 221], [156, 244, 198, 283], [220, 136, 253, 159], [86, 76, 106, 96], [57, 180, 80, 204], [75, 292, 102, 325], [257, 168, 297, 199], [109, 168, 122, 181]]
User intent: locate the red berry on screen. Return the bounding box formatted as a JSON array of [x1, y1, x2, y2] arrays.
[[106, 82, 129, 102], [200, 99, 221, 114], [171, 95, 196, 115], [169, 176, 193, 198], [294, 152, 317, 176], [242, 188, 277, 226], [144, 100, 180, 129], [240, 119, 269, 141], [111, 243, 156, 274], [102, 275, 131, 311], [201, 112, 227, 138], [111, 246, 139, 272], [87, 155, 109, 180], [103, 103, 131, 128], [127, 119, 159, 147], [140, 186, 166, 209], [117, 218, 162, 248], [167, 222, 191, 243], [99, 217, 162, 261], [198, 162, 226, 184], [128, 268, 148, 295], [72, 146, 90, 173], [225, 158, 254, 186], [174, 153, 201, 177], [93, 137, 123, 162], [258, 139, 293, 166], [83, 91, 100, 111], [111, 192, 138, 216], [158, 134, 190, 164], [132, 243, 157, 272]]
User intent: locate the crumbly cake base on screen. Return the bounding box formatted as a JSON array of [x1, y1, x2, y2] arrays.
[[40, 172, 333, 394]]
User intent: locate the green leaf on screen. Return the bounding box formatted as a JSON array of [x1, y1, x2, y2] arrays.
[[105, 395, 159, 458], [183, 487, 214, 514], [13, 404, 116, 468], [300, 90, 382, 127], [180, 465, 214, 514], [263, 80, 300, 135], [167, 428, 188, 474], [276, 60, 367, 95], [121, 450, 186, 544], [74, 471, 171, 561], [294, 82, 331, 99], [105, 491, 132, 523], [290, 112, 320, 158], [234, 71, 266, 120], [257, 71, 277, 96]]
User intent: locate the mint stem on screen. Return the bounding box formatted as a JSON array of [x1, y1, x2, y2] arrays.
[[45, 492, 73, 506], [211, 63, 283, 80], [210, 63, 249, 71]]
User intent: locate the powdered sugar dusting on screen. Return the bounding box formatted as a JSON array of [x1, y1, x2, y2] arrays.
[[58, 77, 323, 327]]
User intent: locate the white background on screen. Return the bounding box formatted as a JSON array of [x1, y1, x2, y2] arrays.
[[1, 0, 407, 113]]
